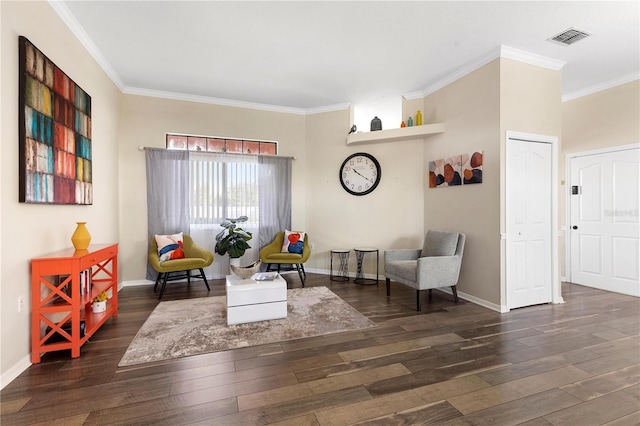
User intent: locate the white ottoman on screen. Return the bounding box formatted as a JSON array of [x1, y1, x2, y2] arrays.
[[226, 273, 287, 325]]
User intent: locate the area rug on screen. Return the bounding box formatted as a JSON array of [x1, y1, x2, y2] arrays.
[[118, 286, 376, 366]]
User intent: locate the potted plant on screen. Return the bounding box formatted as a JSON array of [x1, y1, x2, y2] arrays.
[[92, 291, 108, 313], [215, 216, 253, 260]]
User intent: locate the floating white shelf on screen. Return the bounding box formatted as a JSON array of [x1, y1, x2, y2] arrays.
[[346, 123, 445, 145]]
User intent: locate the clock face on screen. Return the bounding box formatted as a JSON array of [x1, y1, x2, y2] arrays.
[[339, 153, 381, 196]]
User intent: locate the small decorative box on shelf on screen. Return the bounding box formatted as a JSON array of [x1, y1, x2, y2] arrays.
[[30, 243, 118, 363]]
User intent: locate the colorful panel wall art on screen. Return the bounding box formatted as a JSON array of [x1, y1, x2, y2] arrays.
[[19, 36, 92, 204], [429, 151, 483, 188]]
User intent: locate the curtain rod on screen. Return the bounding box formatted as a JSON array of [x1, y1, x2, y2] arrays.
[[138, 146, 296, 160]]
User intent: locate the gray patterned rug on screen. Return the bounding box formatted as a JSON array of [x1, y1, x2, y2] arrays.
[[118, 286, 377, 367]]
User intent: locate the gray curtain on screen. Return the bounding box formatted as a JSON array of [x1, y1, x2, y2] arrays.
[[258, 155, 292, 249], [145, 148, 190, 280]]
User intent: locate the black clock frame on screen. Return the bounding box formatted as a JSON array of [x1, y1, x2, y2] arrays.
[[339, 152, 382, 196]]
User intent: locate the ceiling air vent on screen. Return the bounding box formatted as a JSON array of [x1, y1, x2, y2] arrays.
[[548, 27, 591, 46]]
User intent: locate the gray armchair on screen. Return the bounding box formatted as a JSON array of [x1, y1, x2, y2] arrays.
[[385, 230, 466, 311]]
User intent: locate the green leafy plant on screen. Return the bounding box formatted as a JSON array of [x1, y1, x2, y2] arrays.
[[215, 216, 252, 259], [93, 291, 108, 303]]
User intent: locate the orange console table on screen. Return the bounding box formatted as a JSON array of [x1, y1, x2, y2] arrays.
[[31, 244, 118, 363]]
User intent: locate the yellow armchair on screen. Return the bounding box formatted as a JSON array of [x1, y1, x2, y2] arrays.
[[149, 234, 214, 299], [259, 232, 311, 286]]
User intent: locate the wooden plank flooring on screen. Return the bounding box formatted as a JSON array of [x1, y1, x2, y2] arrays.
[[2, 274, 639, 425]]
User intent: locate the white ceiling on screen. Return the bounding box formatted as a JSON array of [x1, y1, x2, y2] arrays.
[[55, 1, 639, 113]]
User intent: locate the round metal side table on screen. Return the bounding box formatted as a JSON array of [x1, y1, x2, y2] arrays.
[[330, 249, 350, 282], [353, 247, 379, 285]]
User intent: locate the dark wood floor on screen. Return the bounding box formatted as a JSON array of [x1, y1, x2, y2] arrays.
[[2, 274, 639, 425]]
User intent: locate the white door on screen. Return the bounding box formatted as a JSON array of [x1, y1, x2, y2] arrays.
[[569, 148, 639, 296], [507, 138, 553, 309]]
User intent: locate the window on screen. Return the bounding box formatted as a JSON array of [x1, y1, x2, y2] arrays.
[[166, 133, 277, 155], [167, 133, 276, 233], [145, 147, 291, 279], [189, 152, 258, 228]]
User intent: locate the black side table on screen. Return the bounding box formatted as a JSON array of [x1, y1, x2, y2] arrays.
[[354, 248, 379, 285], [330, 249, 350, 282]]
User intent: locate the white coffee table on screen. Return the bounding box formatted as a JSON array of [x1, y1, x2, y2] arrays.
[[226, 273, 287, 325]]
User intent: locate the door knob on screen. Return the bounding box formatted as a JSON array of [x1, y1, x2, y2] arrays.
[[572, 226, 578, 230]]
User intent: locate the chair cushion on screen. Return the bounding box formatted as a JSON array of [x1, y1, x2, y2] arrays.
[[264, 252, 304, 262], [422, 231, 459, 257], [155, 232, 185, 262], [385, 260, 417, 283], [281, 230, 305, 254], [155, 256, 210, 273]]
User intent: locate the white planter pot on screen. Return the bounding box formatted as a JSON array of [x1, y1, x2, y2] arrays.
[[92, 300, 107, 313]]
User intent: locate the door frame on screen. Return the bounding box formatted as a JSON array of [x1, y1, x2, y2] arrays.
[[504, 131, 562, 312], [564, 143, 640, 285]]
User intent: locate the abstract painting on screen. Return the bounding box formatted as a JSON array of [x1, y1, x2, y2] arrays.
[[461, 151, 483, 184], [430, 151, 483, 188], [19, 36, 92, 204], [428, 159, 444, 188], [429, 156, 462, 188]]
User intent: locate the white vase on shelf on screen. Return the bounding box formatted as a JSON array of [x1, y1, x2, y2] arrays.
[[92, 300, 106, 313]]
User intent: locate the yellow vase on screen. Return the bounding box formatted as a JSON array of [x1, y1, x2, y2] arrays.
[[71, 222, 91, 250]]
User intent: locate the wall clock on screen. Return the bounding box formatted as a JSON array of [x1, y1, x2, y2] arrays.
[[339, 152, 381, 196]]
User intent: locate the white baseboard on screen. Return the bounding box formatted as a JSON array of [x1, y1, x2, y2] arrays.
[[307, 267, 382, 281], [124, 273, 505, 312], [1, 355, 31, 390], [122, 279, 155, 287], [434, 287, 506, 313], [314, 270, 505, 310], [457, 290, 507, 313]]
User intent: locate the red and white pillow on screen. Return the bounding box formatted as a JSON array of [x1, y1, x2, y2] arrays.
[[155, 232, 185, 262]]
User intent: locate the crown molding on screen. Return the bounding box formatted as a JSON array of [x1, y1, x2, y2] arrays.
[[562, 72, 640, 102], [123, 87, 310, 115], [421, 46, 503, 98], [422, 45, 566, 98], [500, 45, 566, 71], [304, 103, 351, 115], [402, 91, 425, 101], [125, 86, 350, 115], [48, 0, 125, 90]]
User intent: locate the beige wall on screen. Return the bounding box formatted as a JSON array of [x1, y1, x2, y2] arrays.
[[117, 95, 307, 282], [1, 1, 121, 379], [500, 59, 562, 137], [499, 58, 563, 305], [304, 108, 427, 275], [422, 60, 501, 305], [562, 80, 639, 153]]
